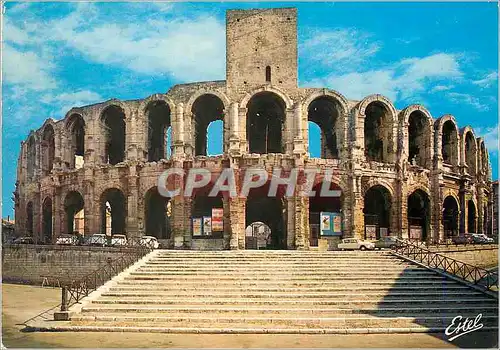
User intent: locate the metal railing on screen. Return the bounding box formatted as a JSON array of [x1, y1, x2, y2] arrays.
[[393, 239, 498, 291], [60, 238, 153, 311]]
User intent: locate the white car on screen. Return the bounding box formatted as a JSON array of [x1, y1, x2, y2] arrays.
[[110, 234, 127, 247], [338, 238, 375, 251], [140, 236, 160, 249], [475, 233, 494, 244], [55, 234, 77, 245]]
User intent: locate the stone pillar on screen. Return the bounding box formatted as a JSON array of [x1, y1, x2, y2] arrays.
[[399, 181, 409, 239], [459, 186, 466, 234], [292, 103, 305, 156], [351, 175, 364, 239], [126, 166, 140, 238], [126, 112, 138, 161], [83, 168, 98, 236], [183, 197, 193, 248], [173, 103, 185, 158], [228, 102, 241, 155], [293, 195, 308, 250], [228, 196, 245, 250], [238, 107, 247, 153]]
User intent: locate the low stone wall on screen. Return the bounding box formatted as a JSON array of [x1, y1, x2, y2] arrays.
[[428, 244, 498, 269], [1, 245, 130, 286]]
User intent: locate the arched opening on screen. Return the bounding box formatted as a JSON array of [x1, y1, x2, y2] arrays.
[[42, 125, 55, 175], [308, 122, 321, 157], [27, 136, 36, 180], [147, 101, 171, 162], [145, 187, 171, 239], [191, 186, 224, 238], [364, 102, 393, 163], [442, 120, 458, 166], [245, 183, 286, 249], [42, 197, 53, 244], [465, 132, 477, 175], [68, 114, 85, 169], [247, 92, 286, 154], [480, 141, 488, 174], [265, 66, 271, 82], [408, 111, 431, 168], [364, 185, 392, 239], [245, 222, 271, 249], [467, 199, 476, 233], [483, 205, 489, 235], [26, 201, 34, 237], [100, 188, 126, 235], [407, 190, 430, 241], [307, 96, 340, 159], [101, 105, 126, 165], [443, 196, 459, 238], [64, 191, 84, 234], [308, 182, 342, 246], [206, 120, 223, 155], [192, 94, 224, 156]]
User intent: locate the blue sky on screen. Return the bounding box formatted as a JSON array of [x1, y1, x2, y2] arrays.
[[2, 1, 498, 218]]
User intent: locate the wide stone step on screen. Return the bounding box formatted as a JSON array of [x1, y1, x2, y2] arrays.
[[91, 297, 495, 307], [80, 305, 499, 316], [108, 285, 473, 293], [136, 267, 424, 272], [124, 275, 447, 282], [69, 315, 499, 329], [100, 291, 484, 299]]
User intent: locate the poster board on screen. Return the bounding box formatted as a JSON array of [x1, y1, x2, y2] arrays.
[[211, 208, 223, 231], [203, 217, 212, 235], [365, 225, 377, 240], [320, 212, 342, 236], [192, 218, 202, 236], [409, 226, 422, 241]]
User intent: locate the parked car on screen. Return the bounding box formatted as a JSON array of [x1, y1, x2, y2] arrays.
[[110, 234, 128, 247], [475, 233, 494, 244], [470, 233, 490, 244], [12, 236, 34, 245], [374, 236, 400, 249], [86, 233, 107, 247], [55, 234, 77, 245], [452, 234, 473, 245], [338, 238, 375, 251], [140, 235, 160, 249]]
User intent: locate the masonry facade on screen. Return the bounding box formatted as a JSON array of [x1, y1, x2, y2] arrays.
[[14, 8, 494, 250]]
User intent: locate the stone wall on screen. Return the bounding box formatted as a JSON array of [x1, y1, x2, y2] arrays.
[[1, 245, 128, 285], [429, 244, 498, 269]]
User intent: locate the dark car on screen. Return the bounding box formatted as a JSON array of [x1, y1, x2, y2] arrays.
[[452, 234, 473, 245], [13, 236, 34, 244], [374, 236, 400, 249]]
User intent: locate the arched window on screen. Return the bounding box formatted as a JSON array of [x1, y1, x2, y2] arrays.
[[364, 102, 393, 163], [265, 66, 271, 82], [442, 120, 458, 166], [68, 114, 85, 169], [307, 96, 341, 159], [147, 101, 171, 161], [42, 125, 55, 175], [101, 106, 126, 165], [26, 136, 36, 180], [192, 94, 224, 156]]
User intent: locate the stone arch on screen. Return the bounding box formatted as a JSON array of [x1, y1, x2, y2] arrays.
[[362, 179, 395, 199], [467, 197, 477, 233], [42, 196, 53, 243], [99, 187, 127, 235], [99, 103, 127, 165], [144, 186, 171, 239], [191, 94, 225, 156], [66, 113, 86, 169], [303, 89, 349, 116], [144, 99, 172, 161], [246, 91, 288, 154], [26, 201, 34, 236], [186, 89, 230, 113], [435, 115, 459, 167], [478, 138, 489, 175], [461, 127, 477, 175], [443, 195, 459, 238], [26, 135, 36, 180], [305, 91, 348, 159], [41, 123, 55, 176], [400, 105, 433, 168], [240, 86, 293, 110], [358, 95, 397, 163], [407, 189, 431, 241], [63, 190, 84, 234], [363, 184, 393, 239]]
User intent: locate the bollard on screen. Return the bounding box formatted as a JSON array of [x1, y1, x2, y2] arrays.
[[61, 286, 68, 311]]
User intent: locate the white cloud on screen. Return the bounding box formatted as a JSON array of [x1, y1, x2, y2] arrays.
[[300, 29, 379, 70], [2, 44, 57, 91], [431, 85, 453, 92], [472, 72, 497, 88], [446, 92, 491, 112], [41, 90, 103, 116], [305, 53, 463, 102], [475, 124, 499, 154]]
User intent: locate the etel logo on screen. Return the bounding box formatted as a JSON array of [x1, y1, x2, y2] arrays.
[[445, 314, 484, 341]]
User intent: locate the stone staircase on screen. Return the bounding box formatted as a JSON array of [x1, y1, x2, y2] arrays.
[[44, 250, 498, 333]]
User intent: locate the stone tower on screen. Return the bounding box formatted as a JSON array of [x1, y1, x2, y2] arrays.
[[225, 8, 298, 92]]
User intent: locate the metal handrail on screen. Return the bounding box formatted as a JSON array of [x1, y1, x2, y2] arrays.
[[393, 239, 498, 291], [59, 238, 153, 311]]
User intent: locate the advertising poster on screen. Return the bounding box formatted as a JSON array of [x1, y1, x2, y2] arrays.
[[365, 225, 377, 240], [332, 215, 342, 233], [380, 227, 389, 237], [192, 218, 202, 236], [203, 216, 212, 235], [211, 208, 224, 231], [321, 213, 331, 231]]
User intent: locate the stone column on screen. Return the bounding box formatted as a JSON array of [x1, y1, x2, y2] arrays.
[[228, 196, 245, 250], [398, 180, 408, 239], [351, 175, 364, 239], [459, 186, 466, 234], [83, 168, 97, 236], [173, 103, 185, 158], [126, 166, 140, 238], [228, 102, 241, 155]]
